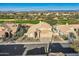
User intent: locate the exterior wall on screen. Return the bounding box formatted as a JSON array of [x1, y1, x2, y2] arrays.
[[40, 32, 52, 39], [28, 33, 35, 38], [0, 27, 5, 37], [39, 30, 53, 42], [0, 31, 5, 37], [27, 29, 53, 42]]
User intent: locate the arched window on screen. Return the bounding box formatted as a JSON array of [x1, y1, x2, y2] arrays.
[[34, 31, 37, 38], [5, 32, 9, 38], [74, 28, 76, 31]]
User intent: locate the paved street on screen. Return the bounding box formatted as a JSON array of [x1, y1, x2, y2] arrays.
[[0, 41, 78, 56]]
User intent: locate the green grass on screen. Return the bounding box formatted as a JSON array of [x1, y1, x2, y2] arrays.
[[0, 19, 40, 24], [44, 19, 79, 25], [15, 20, 39, 24], [0, 19, 79, 25], [0, 19, 15, 21]]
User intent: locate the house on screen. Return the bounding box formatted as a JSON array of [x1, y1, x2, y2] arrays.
[[27, 21, 53, 42], [54, 24, 79, 42], [3, 22, 18, 34]]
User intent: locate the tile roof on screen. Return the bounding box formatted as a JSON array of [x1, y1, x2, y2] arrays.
[[57, 24, 79, 34]]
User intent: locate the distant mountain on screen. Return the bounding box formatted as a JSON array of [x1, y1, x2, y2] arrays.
[[0, 10, 79, 13], [47, 10, 79, 12]]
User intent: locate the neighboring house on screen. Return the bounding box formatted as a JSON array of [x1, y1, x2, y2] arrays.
[[54, 24, 79, 42], [27, 21, 53, 42], [3, 22, 18, 34]]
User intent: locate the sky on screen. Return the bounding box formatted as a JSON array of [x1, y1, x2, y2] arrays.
[[0, 3, 79, 11]]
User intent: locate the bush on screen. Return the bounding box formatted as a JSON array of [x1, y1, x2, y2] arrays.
[[70, 40, 79, 53]]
